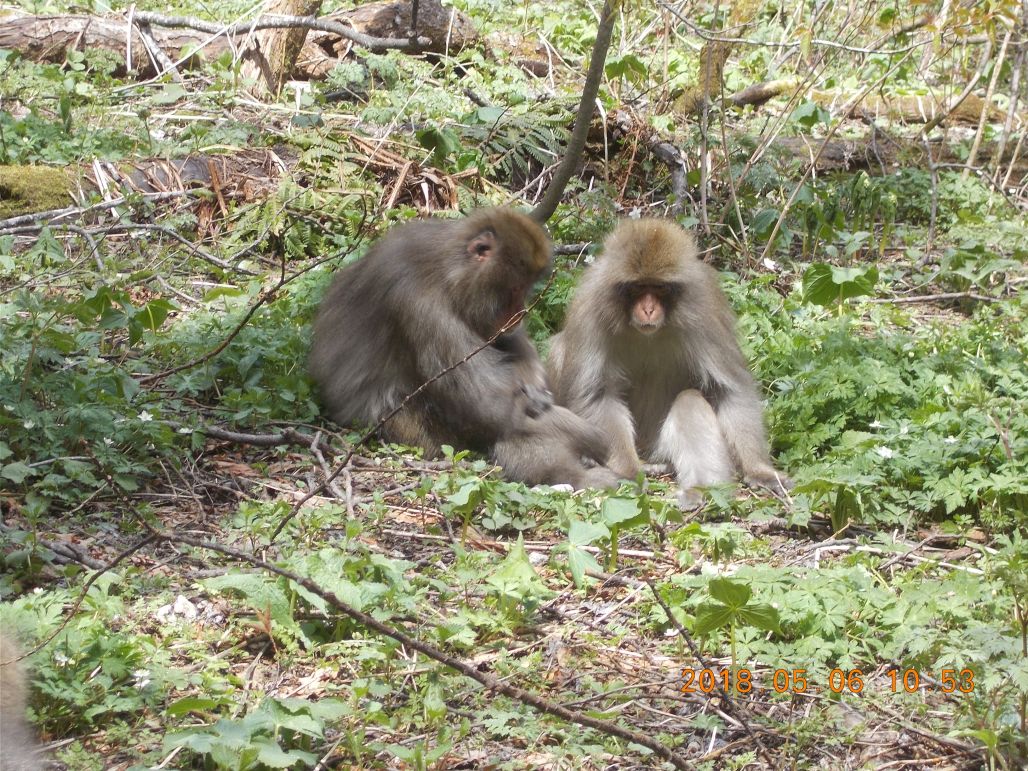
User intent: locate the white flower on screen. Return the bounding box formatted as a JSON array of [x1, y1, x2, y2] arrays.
[[869, 420, 883, 429], [54, 652, 70, 666], [132, 669, 151, 689], [944, 436, 958, 444], [103, 437, 114, 446], [178, 427, 191, 434], [875, 446, 894, 459], [138, 410, 153, 422], [23, 420, 34, 429]]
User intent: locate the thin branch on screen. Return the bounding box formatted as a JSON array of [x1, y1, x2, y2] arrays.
[[921, 37, 993, 135], [0, 191, 192, 231], [860, 291, 1004, 304], [758, 49, 918, 266], [531, 0, 618, 223]]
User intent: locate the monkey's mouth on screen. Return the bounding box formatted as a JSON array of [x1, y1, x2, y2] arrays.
[[632, 322, 661, 334]]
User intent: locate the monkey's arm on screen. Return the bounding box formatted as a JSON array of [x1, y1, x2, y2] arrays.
[[492, 330, 552, 417], [711, 383, 789, 490], [411, 306, 534, 440], [549, 335, 640, 479], [579, 396, 642, 478]]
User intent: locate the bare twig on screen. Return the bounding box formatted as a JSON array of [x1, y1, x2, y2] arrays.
[[921, 38, 992, 135], [758, 49, 918, 266], [0, 191, 193, 231], [964, 27, 1011, 179], [531, 0, 617, 223]]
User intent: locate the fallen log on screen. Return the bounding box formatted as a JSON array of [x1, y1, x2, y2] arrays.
[[0, 1, 479, 80]]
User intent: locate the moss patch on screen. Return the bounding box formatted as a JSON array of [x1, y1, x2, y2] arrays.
[[0, 165, 73, 218]]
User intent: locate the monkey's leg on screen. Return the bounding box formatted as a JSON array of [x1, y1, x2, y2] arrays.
[[493, 406, 619, 489], [656, 389, 733, 504], [581, 398, 642, 479], [381, 408, 442, 456], [0, 635, 39, 771]]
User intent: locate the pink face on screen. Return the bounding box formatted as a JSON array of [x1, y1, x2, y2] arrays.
[[631, 290, 666, 332]]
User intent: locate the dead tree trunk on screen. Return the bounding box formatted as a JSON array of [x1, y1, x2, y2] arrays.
[[240, 0, 323, 97]]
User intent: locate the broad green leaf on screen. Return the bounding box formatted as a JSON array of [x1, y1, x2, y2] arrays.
[[708, 578, 752, 608], [693, 603, 735, 635]]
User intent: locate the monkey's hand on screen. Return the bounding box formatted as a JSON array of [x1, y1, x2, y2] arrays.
[[519, 383, 554, 418]]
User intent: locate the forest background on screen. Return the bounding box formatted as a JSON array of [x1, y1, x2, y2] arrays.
[[0, 0, 1026, 768]]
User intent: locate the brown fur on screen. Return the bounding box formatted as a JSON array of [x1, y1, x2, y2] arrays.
[[548, 218, 789, 502], [310, 208, 617, 488]]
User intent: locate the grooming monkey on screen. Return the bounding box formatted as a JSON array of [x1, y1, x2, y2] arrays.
[[310, 208, 618, 489], [0, 633, 37, 771], [547, 219, 789, 504]]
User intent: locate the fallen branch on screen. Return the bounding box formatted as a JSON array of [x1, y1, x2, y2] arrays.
[[131, 10, 430, 52]]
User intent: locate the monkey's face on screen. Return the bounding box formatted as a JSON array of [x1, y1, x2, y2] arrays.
[[462, 223, 549, 336], [619, 282, 679, 334]]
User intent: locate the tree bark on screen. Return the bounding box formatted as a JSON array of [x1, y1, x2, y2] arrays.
[[240, 0, 322, 97]]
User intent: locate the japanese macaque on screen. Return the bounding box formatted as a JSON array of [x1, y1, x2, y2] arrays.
[[310, 208, 618, 489], [0, 633, 37, 771], [547, 219, 790, 504]]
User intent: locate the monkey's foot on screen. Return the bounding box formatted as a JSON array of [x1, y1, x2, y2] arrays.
[[677, 486, 705, 510], [743, 469, 793, 496]]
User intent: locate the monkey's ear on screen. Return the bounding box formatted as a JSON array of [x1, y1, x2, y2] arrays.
[[467, 229, 496, 262]]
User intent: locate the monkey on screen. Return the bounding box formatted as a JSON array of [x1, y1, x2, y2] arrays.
[[546, 218, 790, 505], [0, 633, 38, 771], [309, 208, 619, 489]]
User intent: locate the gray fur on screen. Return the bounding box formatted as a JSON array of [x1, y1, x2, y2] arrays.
[[310, 208, 616, 488], [548, 219, 789, 500], [1, 634, 39, 771]]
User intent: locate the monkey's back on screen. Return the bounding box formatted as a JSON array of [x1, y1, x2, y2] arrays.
[[309, 220, 459, 430]]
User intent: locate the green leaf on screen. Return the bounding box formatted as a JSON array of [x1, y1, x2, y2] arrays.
[[789, 100, 830, 129], [253, 738, 317, 768], [138, 298, 176, 332], [708, 578, 752, 608], [567, 518, 609, 546], [447, 480, 483, 514], [566, 545, 602, 587], [738, 603, 781, 633], [153, 83, 188, 104], [165, 697, 224, 717], [204, 573, 298, 633], [600, 497, 647, 529], [416, 125, 462, 166], [605, 53, 648, 84], [751, 209, 780, 240], [801, 263, 878, 306], [693, 603, 735, 635], [1, 462, 33, 483], [485, 537, 554, 607]]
